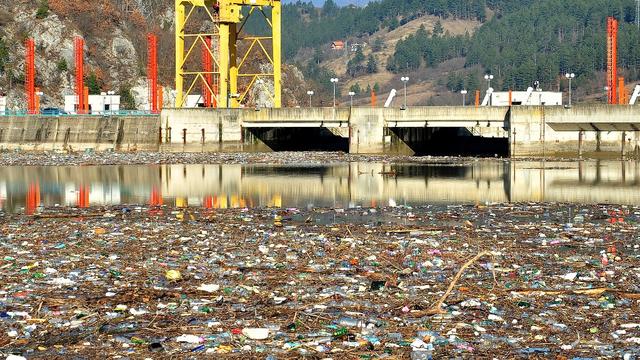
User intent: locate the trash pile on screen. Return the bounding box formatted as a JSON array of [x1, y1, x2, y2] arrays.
[[1, 203, 639, 358], [0, 150, 496, 167]]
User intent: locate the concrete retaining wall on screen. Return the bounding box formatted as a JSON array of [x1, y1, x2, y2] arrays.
[[0, 115, 160, 151], [510, 106, 640, 158]]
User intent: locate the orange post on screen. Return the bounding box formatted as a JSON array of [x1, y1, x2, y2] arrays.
[[83, 86, 89, 113], [607, 17, 618, 104], [618, 77, 625, 105], [157, 87, 163, 111], [74, 36, 85, 113], [508, 89, 513, 106], [148, 34, 159, 113], [475, 90, 480, 107], [371, 90, 377, 107], [25, 39, 36, 114], [34, 87, 40, 115]]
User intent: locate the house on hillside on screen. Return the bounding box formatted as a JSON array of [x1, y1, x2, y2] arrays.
[[331, 41, 345, 50]]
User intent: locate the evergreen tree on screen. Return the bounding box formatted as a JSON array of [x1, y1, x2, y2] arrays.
[[322, 0, 338, 18], [85, 73, 102, 95], [433, 20, 444, 37], [366, 54, 377, 74], [347, 47, 366, 77], [0, 37, 8, 73], [36, 0, 49, 19], [118, 86, 136, 110]]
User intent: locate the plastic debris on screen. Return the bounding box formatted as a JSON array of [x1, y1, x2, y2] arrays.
[[0, 195, 638, 358]]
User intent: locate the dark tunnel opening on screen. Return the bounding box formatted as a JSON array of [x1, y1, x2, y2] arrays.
[[387, 127, 509, 157], [244, 127, 349, 152]]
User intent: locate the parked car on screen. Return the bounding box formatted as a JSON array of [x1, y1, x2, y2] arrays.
[[40, 108, 67, 115]]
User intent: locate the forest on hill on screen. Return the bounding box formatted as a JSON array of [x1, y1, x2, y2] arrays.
[[279, 0, 640, 99]]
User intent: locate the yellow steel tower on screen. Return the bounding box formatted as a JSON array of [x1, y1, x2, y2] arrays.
[[175, 0, 282, 108]]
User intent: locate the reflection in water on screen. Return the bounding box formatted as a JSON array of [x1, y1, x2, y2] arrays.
[[1, 161, 639, 213]]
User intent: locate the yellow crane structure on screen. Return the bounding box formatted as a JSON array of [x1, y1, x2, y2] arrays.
[[175, 0, 281, 108]]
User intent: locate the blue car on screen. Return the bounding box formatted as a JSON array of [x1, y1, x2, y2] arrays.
[[40, 108, 67, 115]]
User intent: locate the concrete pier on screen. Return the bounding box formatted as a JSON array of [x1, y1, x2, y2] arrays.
[[510, 105, 640, 158]]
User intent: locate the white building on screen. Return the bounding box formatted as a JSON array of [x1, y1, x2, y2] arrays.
[[0, 96, 6, 113], [185, 94, 205, 108], [491, 89, 563, 107], [64, 93, 121, 114]]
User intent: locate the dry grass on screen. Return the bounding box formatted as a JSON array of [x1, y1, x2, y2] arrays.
[[321, 15, 481, 105]]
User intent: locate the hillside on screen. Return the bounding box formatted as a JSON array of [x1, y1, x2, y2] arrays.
[[312, 15, 480, 106], [0, 0, 639, 110], [0, 0, 308, 109]]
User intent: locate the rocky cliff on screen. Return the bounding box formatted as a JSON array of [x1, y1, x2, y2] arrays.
[[0, 0, 306, 110]]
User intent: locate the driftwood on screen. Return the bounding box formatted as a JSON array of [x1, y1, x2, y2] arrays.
[[424, 251, 493, 315]]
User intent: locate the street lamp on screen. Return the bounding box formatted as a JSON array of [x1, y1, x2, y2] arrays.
[[484, 74, 494, 89], [35, 90, 43, 115], [461, 89, 468, 107], [484, 74, 494, 106], [306, 90, 314, 107], [348, 91, 355, 107], [106, 90, 115, 114], [400, 76, 409, 109], [565, 73, 575, 107], [330, 78, 339, 107]]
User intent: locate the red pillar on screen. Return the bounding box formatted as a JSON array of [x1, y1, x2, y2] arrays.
[[77, 185, 89, 208], [147, 34, 158, 113], [607, 17, 618, 105], [202, 36, 214, 108], [25, 39, 36, 114], [150, 186, 163, 206], [74, 37, 85, 113], [26, 183, 40, 215]]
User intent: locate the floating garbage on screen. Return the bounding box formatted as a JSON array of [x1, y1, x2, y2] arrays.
[[0, 200, 638, 358]]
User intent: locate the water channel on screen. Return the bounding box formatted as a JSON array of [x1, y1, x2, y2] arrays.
[[1, 160, 639, 213]]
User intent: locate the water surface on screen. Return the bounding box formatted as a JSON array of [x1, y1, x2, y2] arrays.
[[2, 160, 639, 213]]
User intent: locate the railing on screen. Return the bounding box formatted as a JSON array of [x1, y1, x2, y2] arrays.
[[0, 110, 159, 116]]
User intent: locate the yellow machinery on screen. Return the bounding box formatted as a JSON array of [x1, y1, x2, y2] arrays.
[[175, 0, 282, 108]]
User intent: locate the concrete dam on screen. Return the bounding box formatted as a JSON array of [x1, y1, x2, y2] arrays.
[[1, 105, 639, 158]]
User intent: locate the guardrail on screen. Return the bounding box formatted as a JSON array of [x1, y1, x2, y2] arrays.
[[0, 110, 159, 116]]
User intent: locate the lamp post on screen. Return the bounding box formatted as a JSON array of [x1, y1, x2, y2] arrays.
[[604, 86, 609, 104], [565, 73, 575, 107], [461, 89, 468, 107], [105, 90, 115, 114], [255, 79, 265, 109], [400, 76, 409, 109], [484, 74, 494, 106], [307, 90, 314, 107], [330, 78, 339, 107], [348, 91, 355, 107], [35, 90, 43, 114]]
